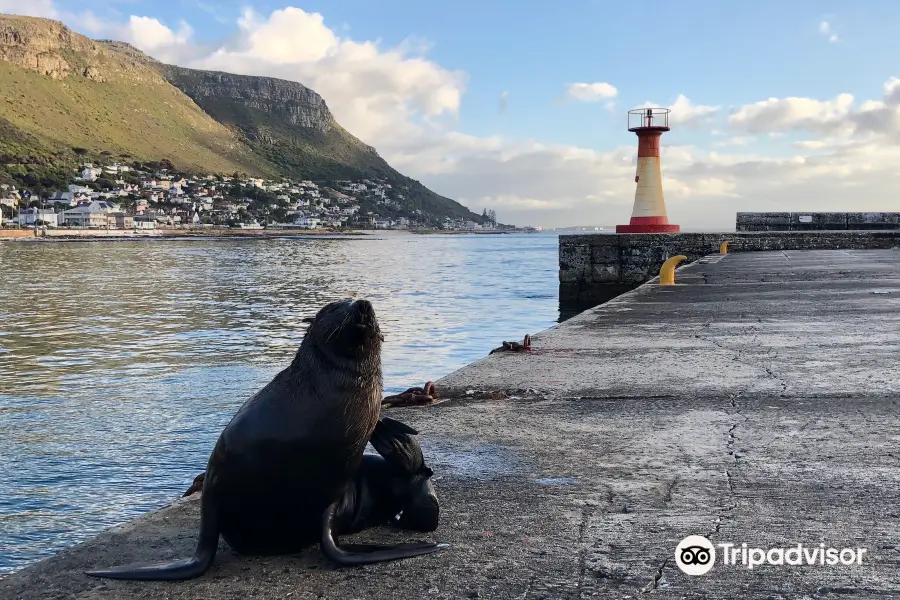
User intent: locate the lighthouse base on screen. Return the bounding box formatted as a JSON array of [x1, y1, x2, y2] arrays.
[[616, 223, 681, 233], [616, 217, 680, 233]]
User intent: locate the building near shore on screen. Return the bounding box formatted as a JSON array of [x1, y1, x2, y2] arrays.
[[293, 216, 321, 229], [61, 201, 128, 228], [133, 215, 157, 230], [16, 207, 59, 227]]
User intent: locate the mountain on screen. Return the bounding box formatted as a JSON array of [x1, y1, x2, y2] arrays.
[[0, 14, 486, 224], [0, 15, 269, 174]]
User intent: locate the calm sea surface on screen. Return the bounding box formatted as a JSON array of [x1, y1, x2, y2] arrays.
[[0, 231, 562, 574]]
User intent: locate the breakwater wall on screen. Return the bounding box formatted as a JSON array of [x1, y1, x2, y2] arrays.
[[737, 211, 900, 231], [0, 229, 37, 239], [559, 230, 900, 304]]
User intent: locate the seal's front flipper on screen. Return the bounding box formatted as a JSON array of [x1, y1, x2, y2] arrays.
[[320, 501, 448, 566], [369, 417, 426, 475]]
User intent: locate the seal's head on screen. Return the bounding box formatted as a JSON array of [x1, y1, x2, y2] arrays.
[[392, 467, 440, 532], [369, 417, 440, 532], [302, 298, 383, 362]]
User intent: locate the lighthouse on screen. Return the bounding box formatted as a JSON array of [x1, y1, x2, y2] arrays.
[[616, 107, 680, 233]]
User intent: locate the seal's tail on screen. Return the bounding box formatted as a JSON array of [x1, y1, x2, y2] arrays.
[[320, 500, 448, 566]]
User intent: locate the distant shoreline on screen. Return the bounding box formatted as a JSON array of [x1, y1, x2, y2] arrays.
[[0, 227, 522, 242], [0, 227, 357, 242], [409, 228, 511, 235]]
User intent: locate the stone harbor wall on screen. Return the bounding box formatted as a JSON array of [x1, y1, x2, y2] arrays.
[[559, 230, 900, 304], [736, 212, 900, 231]]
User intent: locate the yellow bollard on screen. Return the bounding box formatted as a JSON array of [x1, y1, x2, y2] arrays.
[[720, 241, 729, 254], [659, 255, 687, 285]]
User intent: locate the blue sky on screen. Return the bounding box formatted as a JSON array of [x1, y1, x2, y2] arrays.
[[56, 0, 898, 147], [12, 0, 900, 227]]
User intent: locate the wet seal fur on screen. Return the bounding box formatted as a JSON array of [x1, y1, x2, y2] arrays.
[[85, 299, 446, 581]]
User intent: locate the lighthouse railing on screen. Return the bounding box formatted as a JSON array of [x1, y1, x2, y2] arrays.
[[627, 108, 670, 130]]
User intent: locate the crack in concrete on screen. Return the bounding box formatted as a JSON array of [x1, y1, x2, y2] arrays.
[[640, 557, 669, 593], [706, 393, 746, 542], [695, 326, 791, 396], [661, 476, 678, 505]]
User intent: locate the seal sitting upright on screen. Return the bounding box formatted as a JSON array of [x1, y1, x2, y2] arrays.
[[85, 299, 447, 581]]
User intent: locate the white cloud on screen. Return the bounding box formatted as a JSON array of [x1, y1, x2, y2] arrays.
[[669, 94, 720, 125], [193, 1, 229, 24], [712, 136, 755, 147], [498, 90, 509, 114], [173, 7, 468, 146], [819, 20, 840, 43], [635, 94, 720, 130], [17, 2, 900, 229], [124, 16, 193, 55], [729, 93, 855, 135], [0, 0, 59, 18], [565, 82, 618, 101], [728, 79, 900, 143]]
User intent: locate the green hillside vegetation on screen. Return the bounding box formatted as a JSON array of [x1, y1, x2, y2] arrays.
[[0, 61, 268, 175]]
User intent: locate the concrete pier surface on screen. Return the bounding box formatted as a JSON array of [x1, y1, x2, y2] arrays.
[[3, 249, 900, 599]]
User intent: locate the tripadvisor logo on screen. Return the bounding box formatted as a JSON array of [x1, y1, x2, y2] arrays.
[[675, 535, 716, 575], [674, 535, 868, 575]]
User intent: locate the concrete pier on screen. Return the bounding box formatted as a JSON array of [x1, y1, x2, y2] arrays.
[[2, 249, 900, 599], [559, 230, 900, 305]]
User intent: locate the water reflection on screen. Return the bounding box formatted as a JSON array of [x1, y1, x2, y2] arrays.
[[0, 232, 560, 573]]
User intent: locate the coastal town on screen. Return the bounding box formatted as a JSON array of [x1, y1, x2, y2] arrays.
[[0, 161, 525, 234]]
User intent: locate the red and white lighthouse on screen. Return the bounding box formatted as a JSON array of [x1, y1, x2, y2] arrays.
[[616, 107, 680, 234]]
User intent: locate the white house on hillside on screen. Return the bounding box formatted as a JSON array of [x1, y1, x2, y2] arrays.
[[77, 165, 103, 182]]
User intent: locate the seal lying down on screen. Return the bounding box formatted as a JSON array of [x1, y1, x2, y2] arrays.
[[85, 299, 447, 581]]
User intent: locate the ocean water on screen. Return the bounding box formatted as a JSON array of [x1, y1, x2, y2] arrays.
[[0, 231, 563, 574]]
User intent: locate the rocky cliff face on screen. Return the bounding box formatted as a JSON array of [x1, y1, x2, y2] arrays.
[[0, 15, 99, 79], [0, 15, 161, 84], [161, 66, 335, 134]]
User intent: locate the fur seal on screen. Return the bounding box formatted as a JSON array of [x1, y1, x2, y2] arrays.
[[86, 299, 446, 581], [179, 416, 441, 561]]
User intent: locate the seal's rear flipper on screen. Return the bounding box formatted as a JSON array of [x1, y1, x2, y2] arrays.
[[320, 501, 448, 566], [84, 486, 220, 581], [336, 541, 444, 553], [84, 555, 214, 581]]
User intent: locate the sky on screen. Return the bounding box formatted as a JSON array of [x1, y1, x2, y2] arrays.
[[3, 0, 900, 229]]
